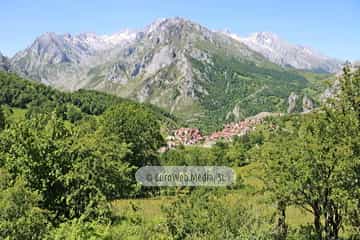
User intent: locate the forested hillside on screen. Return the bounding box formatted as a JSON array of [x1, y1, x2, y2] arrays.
[[0, 71, 178, 128]]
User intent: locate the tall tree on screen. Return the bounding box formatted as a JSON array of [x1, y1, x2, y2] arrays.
[[101, 102, 165, 167], [0, 112, 133, 221], [261, 65, 360, 239], [329, 65, 360, 237]]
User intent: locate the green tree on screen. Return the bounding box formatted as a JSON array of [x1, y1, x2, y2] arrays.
[[261, 65, 360, 240], [0, 170, 50, 240], [160, 146, 218, 166], [331, 65, 360, 238], [0, 113, 133, 221], [67, 127, 137, 200], [102, 102, 165, 167], [65, 104, 83, 123], [163, 188, 273, 240]]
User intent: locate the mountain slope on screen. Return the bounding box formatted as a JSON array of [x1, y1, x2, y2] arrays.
[[10, 31, 137, 89], [0, 70, 178, 129], [0, 52, 10, 71], [9, 17, 333, 131], [222, 31, 342, 73]]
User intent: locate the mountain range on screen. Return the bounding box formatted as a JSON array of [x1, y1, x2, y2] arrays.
[[2, 17, 343, 131], [221, 31, 342, 73]]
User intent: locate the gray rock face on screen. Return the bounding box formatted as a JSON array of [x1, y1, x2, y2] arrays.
[[106, 63, 129, 84], [13, 32, 93, 66], [10, 30, 137, 88], [287, 92, 299, 113], [288, 93, 315, 113], [222, 31, 343, 73], [0, 52, 10, 71], [302, 95, 314, 113]]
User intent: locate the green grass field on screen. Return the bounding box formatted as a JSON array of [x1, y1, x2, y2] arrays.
[[112, 162, 312, 229]]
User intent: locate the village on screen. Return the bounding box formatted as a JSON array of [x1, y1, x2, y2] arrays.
[[163, 112, 282, 150]]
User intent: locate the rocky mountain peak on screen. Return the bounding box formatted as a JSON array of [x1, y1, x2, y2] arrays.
[[221, 30, 342, 73], [34, 32, 63, 49], [144, 17, 209, 39], [10, 29, 139, 72], [251, 32, 280, 44], [146, 17, 194, 32], [101, 29, 137, 46]]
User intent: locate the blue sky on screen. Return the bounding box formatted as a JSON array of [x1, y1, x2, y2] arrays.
[[0, 0, 358, 60]]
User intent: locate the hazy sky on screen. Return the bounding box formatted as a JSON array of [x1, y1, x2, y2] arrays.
[[0, 0, 358, 60]]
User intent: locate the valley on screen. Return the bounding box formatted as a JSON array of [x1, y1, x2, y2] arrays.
[[3, 17, 339, 132], [0, 13, 359, 240]]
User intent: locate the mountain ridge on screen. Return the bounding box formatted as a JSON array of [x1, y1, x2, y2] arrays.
[[4, 17, 335, 131], [9, 17, 342, 74], [220, 30, 342, 73]]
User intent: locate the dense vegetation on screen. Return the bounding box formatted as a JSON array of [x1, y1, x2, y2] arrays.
[[0, 72, 170, 238], [259, 66, 360, 240], [0, 66, 359, 239], [0, 71, 178, 127], [188, 41, 331, 132]]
